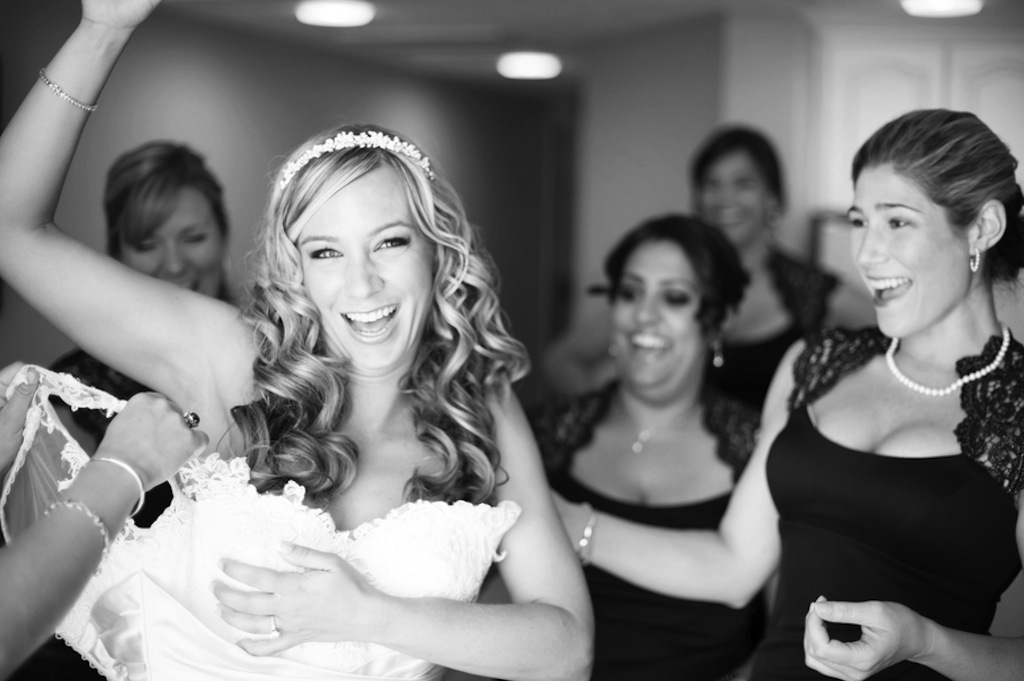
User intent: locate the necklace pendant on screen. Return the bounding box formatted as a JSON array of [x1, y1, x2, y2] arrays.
[[632, 428, 652, 454]]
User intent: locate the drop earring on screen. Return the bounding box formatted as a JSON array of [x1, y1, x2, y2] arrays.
[[969, 247, 980, 273], [711, 338, 724, 368]]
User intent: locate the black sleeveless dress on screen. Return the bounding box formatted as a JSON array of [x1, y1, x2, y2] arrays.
[[531, 384, 763, 681], [752, 327, 1024, 680]]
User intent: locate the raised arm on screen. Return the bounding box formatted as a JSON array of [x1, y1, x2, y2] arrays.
[[556, 341, 803, 607], [0, 0, 249, 409]]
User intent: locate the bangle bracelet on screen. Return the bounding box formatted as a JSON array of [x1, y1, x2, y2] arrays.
[[44, 500, 110, 556], [38, 68, 98, 113], [576, 502, 598, 566], [93, 457, 146, 517]]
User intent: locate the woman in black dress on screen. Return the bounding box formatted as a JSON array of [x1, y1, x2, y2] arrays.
[[556, 109, 1024, 680], [533, 214, 764, 681]]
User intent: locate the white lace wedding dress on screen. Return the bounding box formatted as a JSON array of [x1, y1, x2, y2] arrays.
[[1, 366, 521, 681]]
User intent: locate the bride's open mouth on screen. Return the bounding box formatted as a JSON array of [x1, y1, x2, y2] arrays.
[[343, 304, 397, 337]]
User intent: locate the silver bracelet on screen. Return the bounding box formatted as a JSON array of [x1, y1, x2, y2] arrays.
[[38, 68, 98, 113], [576, 502, 598, 566], [44, 500, 111, 555], [93, 457, 146, 517]]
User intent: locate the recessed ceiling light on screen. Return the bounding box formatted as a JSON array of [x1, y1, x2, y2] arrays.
[[496, 52, 563, 80], [295, 0, 376, 27], [899, 0, 984, 18]]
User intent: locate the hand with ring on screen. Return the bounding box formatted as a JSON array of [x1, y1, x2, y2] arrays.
[[100, 393, 209, 490], [213, 541, 386, 655]]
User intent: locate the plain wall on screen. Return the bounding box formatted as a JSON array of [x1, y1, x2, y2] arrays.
[[721, 11, 815, 254], [573, 14, 724, 294], [0, 0, 568, 402], [567, 11, 817, 296], [549, 15, 724, 355]]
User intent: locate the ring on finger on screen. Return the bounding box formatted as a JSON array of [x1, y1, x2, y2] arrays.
[[269, 614, 279, 636]]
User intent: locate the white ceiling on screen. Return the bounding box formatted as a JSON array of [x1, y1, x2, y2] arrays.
[[161, 0, 1024, 87]]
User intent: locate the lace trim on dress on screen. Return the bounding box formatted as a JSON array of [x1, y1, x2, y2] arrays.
[[176, 453, 519, 557], [788, 327, 1024, 498], [956, 335, 1024, 496], [529, 383, 760, 480], [3, 366, 523, 680], [1, 367, 126, 541], [49, 349, 150, 441]]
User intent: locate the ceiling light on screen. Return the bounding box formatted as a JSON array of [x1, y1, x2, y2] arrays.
[[496, 52, 563, 80], [295, 0, 376, 27], [899, 0, 984, 17]]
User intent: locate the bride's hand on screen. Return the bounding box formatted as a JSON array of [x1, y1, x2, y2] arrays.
[[214, 542, 387, 655], [81, 0, 162, 33]]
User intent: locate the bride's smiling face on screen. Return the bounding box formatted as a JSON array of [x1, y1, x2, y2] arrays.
[[296, 166, 434, 379]]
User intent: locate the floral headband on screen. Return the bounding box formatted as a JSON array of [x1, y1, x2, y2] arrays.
[[278, 130, 435, 190]]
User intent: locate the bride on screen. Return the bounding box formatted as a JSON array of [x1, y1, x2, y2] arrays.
[[0, 0, 593, 679]]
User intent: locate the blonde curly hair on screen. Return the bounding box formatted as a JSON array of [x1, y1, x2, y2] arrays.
[[232, 123, 528, 507]]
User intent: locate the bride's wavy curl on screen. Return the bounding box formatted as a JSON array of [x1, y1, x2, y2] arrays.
[[233, 124, 528, 507]]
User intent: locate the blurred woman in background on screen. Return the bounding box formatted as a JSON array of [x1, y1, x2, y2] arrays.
[[533, 214, 763, 681], [51, 140, 232, 466], [543, 126, 872, 409]]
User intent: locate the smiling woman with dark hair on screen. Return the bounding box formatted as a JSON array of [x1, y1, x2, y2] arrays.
[[543, 125, 873, 409], [556, 108, 1024, 680], [533, 214, 764, 681]]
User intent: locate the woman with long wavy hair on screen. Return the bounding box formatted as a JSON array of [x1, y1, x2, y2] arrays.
[[0, 0, 592, 679]]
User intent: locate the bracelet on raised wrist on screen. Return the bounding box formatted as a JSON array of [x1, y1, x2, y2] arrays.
[[38, 68, 98, 112], [92, 457, 146, 517]]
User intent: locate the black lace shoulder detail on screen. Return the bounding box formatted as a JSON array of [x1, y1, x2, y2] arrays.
[[768, 249, 839, 335], [703, 387, 760, 479], [788, 327, 888, 412], [788, 327, 1024, 498], [528, 383, 760, 479], [955, 333, 1024, 498], [528, 385, 614, 476]]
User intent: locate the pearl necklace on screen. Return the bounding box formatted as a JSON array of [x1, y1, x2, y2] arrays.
[[885, 325, 1010, 397]]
